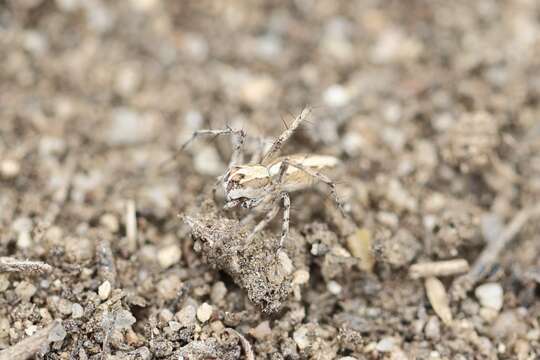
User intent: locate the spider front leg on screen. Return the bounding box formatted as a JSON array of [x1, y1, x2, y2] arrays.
[[261, 107, 312, 165], [162, 127, 246, 172]]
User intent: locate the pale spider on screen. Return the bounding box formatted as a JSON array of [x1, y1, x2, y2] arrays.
[[182, 107, 346, 249]]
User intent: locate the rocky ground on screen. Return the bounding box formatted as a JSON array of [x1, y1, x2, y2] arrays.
[[1, 1, 540, 359]]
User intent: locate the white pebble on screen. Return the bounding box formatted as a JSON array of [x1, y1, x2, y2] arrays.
[[196, 303, 213, 323], [0, 159, 21, 178], [292, 270, 310, 285], [475, 283, 503, 311], [157, 244, 182, 269], [323, 85, 350, 107], [114, 309, 136, 329], [72, 303, 84, 319], [49, 322, 67, 342], [15, 281, 37, 301], [376, 337, 395, 352], [327, 280, 342, 295], [25, 325, 38, 336], [176, 305, 197, 327], [293, 326, 310, 350], [98, 280, 112, 300]]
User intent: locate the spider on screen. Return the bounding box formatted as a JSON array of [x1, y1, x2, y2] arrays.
[[181, 107, 346, 249]]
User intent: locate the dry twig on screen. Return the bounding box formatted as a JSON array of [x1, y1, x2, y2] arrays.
[[0, 257, 52, 274], [451, 204, 540, 299], [409, 259, 469, 279], [0, 320, 64, 360]]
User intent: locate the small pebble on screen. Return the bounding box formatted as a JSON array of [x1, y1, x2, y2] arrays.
[[293, 326, 310, 350], [277, 250, 294, 275], [157, 244, 182, 269], [327, 280, 342, 295], [292, 269, 310, 285], [114, 309, 136, 329], [25, 325, 38, 336], [49, 322, 67, 342], [100, 213, 119, 232], [424, 316, 441, 340], [0, 159, 21, 178], [475, 283, 503, 311], [323, 84, 350, 107], [98, 280, 112, 300], [15, 281, 37, 301], [376, 337, 395, 352], [196, 303, 213, 323], [71, 303, 84, 319], [159, 309, 174, 323], [210, 282, 227, 304], [249, 321, 272, 340], [176, 305, 197, 327], [57, 298, 73, 315], [239, 75, 276, 107], [0, 318, 10, 338], [156, 275, 182, 301], [168, 321, 181, 332]]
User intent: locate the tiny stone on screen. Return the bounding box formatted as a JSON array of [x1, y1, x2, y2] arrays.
[[0, 318, 10, 338], [293, 326, 310, 350], [71, 303, 84, 319], [323, 84, 350, 107], [278, 250, 294, 275], [159, 309, 174, 323], [424, 316, 441, 340], [15, 281, 37, 301], [196, 303, 213, 323], [327, 280, 342, 295], [48, 322, 67, 342], [210, 320, 224, 333], [479, 307, 498, 322], [249, 321, 272, 340], [292, 269, 310, 285], [527, 329, 540, 341], [0, 159, 21, 178], [25, 325, 37, 336], [157, 244, 182, 269], [176, 305, 197, 327], [239, 75, 276, 107], [100, 213, 119, 232], [210, 282, 227, 304], [475, 283, 503, 311], [57, 298, 73, 315], [98, 280, 112, 300], [376, 337, 395, 352], [114, 309, 136, 329], [491, 310, 528, 339], [168, 321, 181, 332], [156, 275, 182, 301]]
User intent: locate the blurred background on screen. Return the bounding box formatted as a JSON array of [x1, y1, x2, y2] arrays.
[[1, 1, 540, 359]]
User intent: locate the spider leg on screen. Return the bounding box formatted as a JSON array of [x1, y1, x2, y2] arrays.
[[159, 127, 246, 172], [246, 201, 280, 242], [281, 159, 347, 216], [260, 107, 312, 165], [279, 192, 291, 249]]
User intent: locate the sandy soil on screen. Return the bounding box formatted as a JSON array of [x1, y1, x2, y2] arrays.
[[1, 1, 540, 359]]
